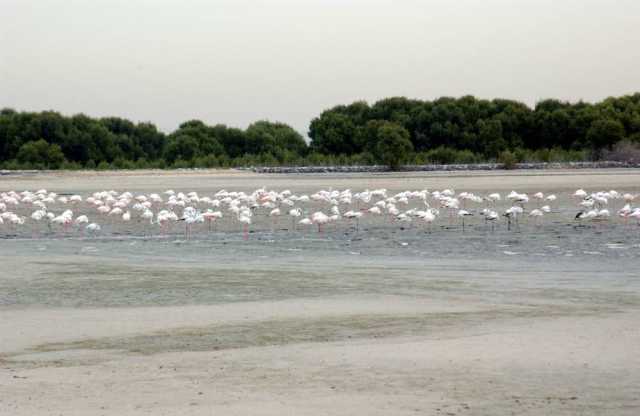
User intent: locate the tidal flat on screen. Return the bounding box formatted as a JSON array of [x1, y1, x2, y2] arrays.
[[1, 169, 640, 415]]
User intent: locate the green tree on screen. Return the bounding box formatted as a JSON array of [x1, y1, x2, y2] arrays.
[[17, 139, 66, 169], [478, 119, 505, 157], [170, 120, 225, 159], [164, 135, 199, 163], [586, 119, 626, 151], [211, 125, 247, 158], [309, 111, 358, 155], [374, 122, 413, 169], [245, 121, 307, 159], [46, 143, 66, 168], [355, 119, 387, 152], [2, 93, 640, 169]]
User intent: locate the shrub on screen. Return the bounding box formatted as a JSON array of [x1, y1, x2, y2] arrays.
[[171, 159, 193, 169], [454, 149, 479, 164], [97, 161, 111, 170], [498, 150, 518, 169], [258, 153, 280, 166], [423, 147, 458, 164], [112, 158, 136, 169], [533, 148, 551, 163], [194, 154, 220, 168], [513, 147, 530, 163], [2, 159, 24, 170], [305, 152, 331, 166], [60, 160, 83, 170]]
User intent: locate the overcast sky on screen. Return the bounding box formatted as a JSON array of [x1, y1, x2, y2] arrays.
[[2, 0, 639, 135]]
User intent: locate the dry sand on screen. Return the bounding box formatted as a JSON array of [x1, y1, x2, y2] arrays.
[[1, 169, 640, 415], [3, 167, 640, 193]]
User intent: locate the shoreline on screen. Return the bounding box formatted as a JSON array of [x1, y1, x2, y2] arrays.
[[2, 160, 640, 177]]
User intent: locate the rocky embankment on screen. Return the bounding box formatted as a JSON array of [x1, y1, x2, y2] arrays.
[[250, 161, 640, 174]]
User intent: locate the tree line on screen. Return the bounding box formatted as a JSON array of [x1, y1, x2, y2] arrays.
[[1, 93, 639, 170]]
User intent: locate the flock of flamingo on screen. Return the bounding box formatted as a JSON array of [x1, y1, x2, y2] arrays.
[[0, 187, 639, 239]]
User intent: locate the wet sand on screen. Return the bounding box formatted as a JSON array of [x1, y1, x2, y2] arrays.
[[1, 169, 640, 415]]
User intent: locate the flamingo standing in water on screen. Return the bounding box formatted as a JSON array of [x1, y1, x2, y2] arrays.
[[180, 207, 204, 239], [74, 215, 89, 232], [86, 223, 101, 237], [545, 194, 557, 206], [486, 193, 501, 206], [367, 206, 382, 215], [574, 189, 587, 199], [238, 212, 251, 240], [529, 209, 544, 226], [311, 211, 330, 233], [457, 209, 473, 231], [295, 218, 312, 237], [503, 206, 523, 230], [574, 210, 598, 227], [202, 210, 222, 232], [156, 210, 177, 234], [628, 208, 640, 224], [51, 210, 73, 234], [481, 209, 499, 231], [289, 208, 302, 230], [298, 218, 312, 227], [420, 209, 437, 232], [343, 210, 363, 231], [618, 204, 634, 224], [30, 210, 47, 236], [269, 207, 281, 231], [140, 209, 154, 235]]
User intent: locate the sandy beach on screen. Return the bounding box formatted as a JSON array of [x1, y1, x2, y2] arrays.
[[1, 169, 640, 415]]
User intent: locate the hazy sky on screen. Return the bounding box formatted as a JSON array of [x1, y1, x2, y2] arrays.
[[2, 0, 639, 135]]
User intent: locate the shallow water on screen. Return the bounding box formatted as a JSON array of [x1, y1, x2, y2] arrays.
[[1, 220, 639, 309]]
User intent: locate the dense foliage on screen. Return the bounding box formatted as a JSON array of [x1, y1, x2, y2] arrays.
[[1, 93, 639, 170], [309, 94, 640, 158]]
